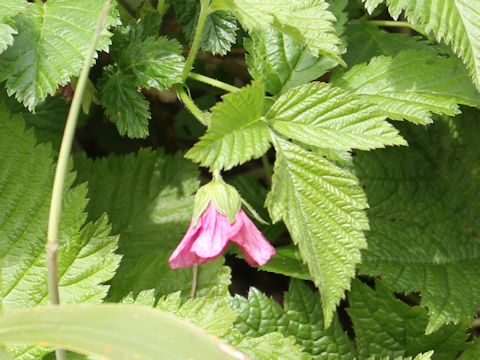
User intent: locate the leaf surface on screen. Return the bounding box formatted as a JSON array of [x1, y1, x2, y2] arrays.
[[0, 0, 27, 53]]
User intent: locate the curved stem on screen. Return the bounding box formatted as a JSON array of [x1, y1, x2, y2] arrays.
[[175, 85, 208, 126], [182, 0, 210, 80], [46, 2, 110, 359], [188, 72, 240, 93]]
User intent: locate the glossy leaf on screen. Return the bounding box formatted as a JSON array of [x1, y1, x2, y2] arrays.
[[0, 0, 27, 53]]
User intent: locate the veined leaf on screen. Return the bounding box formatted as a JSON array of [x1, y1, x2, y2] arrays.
[[333, 49, 480, 124], [0, 304, 244, 360], [266, 82, 406, 150], [186, 81, 270, 171], [215, 0, 344, 65], [235, 333, 313, 360], [354, 112, 480, 332], [266, 135, 369, 325], [74, 150, 231, 301], [0, 105, 120, 359], [172, 0, 237, 55], [0, 0, 27, 54], [459, 339, 480, 359], [367, 354, 434, 360], [363, 0, 480, 90], [0, 0, 119, 110], [348, 280, 467, 359]]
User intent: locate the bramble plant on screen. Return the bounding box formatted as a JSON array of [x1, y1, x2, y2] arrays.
[[1, 0, 480, 359]]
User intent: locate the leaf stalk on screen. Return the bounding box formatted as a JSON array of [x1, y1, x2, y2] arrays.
[[188, 72, 240, 93]]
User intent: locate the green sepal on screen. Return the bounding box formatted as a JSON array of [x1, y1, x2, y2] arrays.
[[192, 178, 241, 225], [240, 197, 269, 225]]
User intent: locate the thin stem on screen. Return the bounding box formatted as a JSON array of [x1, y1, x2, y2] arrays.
[[368, 20, 423, 33], [181, 0, 210, 80], [190, 264, 198, 298], [46, 2, 110, 360], [175, 85, 208, 126], [157, 0, 170, 17], [261, 154, 272, 185], [188, 72, 240, 93]]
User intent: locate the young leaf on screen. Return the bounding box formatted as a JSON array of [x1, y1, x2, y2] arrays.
[[0, 304, 244, 360], [73, 150, 231, 301], [215, 0, 344, 65], [172, 0, 237, 55], [186, 81, 270, 171], [266, 82, 406, 150], [0, 106, 120, 359], [354, 113, 480, 332], [332, 49, 480, 124], [0, 0, 119, 110], [235, 333, 313, 360], [0, 0, 27, 53], [348, 280, 467, 359], [363, 0, 480, 90], [266, 135, 369, 326]]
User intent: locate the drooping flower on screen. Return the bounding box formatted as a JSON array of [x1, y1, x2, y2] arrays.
[[168, 178, 276, 269]]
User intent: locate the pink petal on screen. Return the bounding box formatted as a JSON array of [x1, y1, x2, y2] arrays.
[[168, 219, 203, 269], [230, 210, 276, 266]]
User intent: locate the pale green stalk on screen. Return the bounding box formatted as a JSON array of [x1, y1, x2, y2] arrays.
[[175, 85, 208, 125], [46, 2, 111, 360], [188, 72, 240, 93]]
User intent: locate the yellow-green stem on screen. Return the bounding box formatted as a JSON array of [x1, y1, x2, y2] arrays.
[[188, 72, 240, 93], [175, 85, 208, 126]]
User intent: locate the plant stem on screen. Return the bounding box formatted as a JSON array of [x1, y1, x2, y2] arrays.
[[367, 20, 422, 33], [190, 264, 198, 298], [175, 85, 208, 126], [261, 154, 272, 185], [46, 2, 110, 360], [181, 0, 210, 81], [188, 72, 240, 93]]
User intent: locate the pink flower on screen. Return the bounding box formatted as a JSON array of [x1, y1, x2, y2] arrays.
[[169, 202, 276, 269]]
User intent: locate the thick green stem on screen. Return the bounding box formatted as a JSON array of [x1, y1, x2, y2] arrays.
[[188, 72, 240, 93], [182, 0, 210, 80], [46, 2, 110, 360], [175, 85, 208, 126]]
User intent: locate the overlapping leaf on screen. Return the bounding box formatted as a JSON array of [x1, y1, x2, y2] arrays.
[[0, 105, 120, 359], [235, 333, 313, 360], [333, 49, 480, 124], [0, 0, 119, 110], [266, 135, 369, 325], [348, 280, 467, 359], [73, 149, 231, 301], [186, 81, 270, 171], [0, 0, 27, 53], [214, 0, 344, 64], [354, 112, 480, 332], [172, 0, 237, 55], [363, 0, 480, 90], [266, 82, 406, 150]]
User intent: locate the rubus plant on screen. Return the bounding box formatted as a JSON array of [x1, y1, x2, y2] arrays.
[[1, 0, 480, 359]]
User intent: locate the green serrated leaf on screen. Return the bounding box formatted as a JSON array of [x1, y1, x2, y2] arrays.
[[173, 0, 237, 55], [367, 352, 434, 360], [256, 245, 310, 280], [459, 338, 480, 359], [266, 135, 369, 326], [266, 82, 406, 151], [0, 0, 28, 54], [354, 112, 480, 333], [332, 49, 480, 124], [73, 150, 231, 301], [99, 65, 151, 138], [363, 0, 480, 90], [217, 0, 344, 65], [186, 81, 270, 171], [0, 105, 120, 359], [348, 280, 467, 359], [0, 0, 119, 110]]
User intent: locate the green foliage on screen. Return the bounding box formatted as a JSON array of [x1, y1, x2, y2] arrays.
[[363, 0, 480, 90], [0, 0, 27, 53], [266, 82, 406, 150], [459, 338, 480, 359], [186, 81, 270, 171], [172, 0, 237, 55], [354, 113, 480, 332], [235, 333, 313, 360], [0, 106, 120, 358], [348, 280, 467, 359], [0, 0, 119, 110], [266, 135, 369, 326], [0, 304, 243, 360], [332, 49, 480, 124], [215, 0, 344, 64], [73, 150, 230, 301]]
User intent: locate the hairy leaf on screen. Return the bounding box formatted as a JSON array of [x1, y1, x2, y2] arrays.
[[74, 150, 231, 301], [333, 49, 480, 124], [348, 280, 467, 359], [216, 0, 344, 64], [186, 81, 270, 171], [354, 112, 480, 332], [173, 0, 237, 55], [0, 0, 27, 53], [266, 135, 369, 325], [0, 106, 120, 359], [0, 0, 119, 110], [363, 0, 480, 90], [266, 82, 406, 150]]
